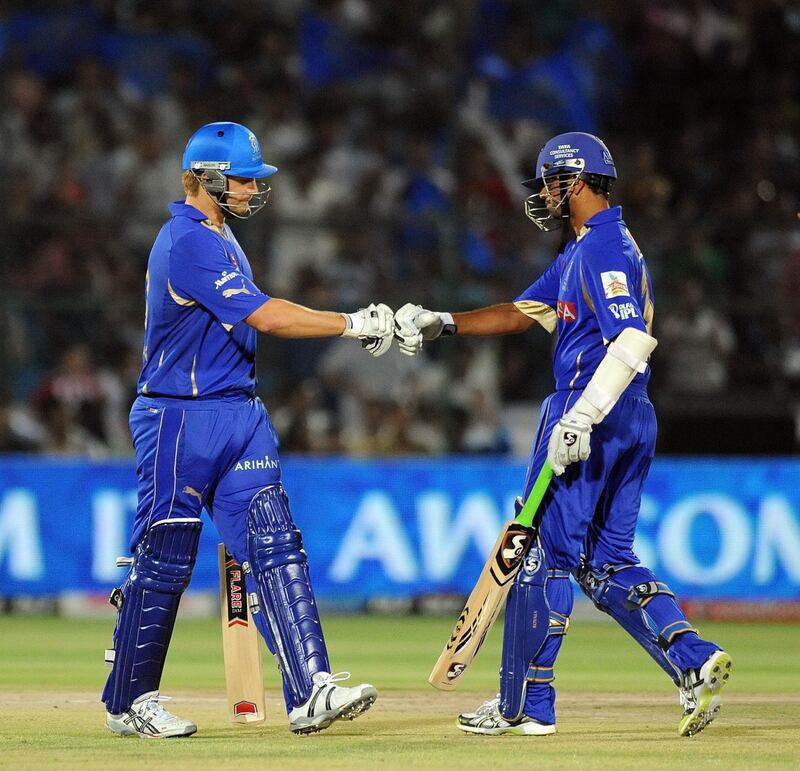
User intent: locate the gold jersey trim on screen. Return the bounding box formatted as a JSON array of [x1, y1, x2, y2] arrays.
[[190, 355, 198, 397], [579, 266, 595, 313], [513, 300, 557, 333], [201, 219, 228, 238], [167, 279, 197, 307], [641, 270, 655, 334]]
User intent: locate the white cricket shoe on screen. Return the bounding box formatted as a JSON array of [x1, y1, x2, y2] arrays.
[[678, 650, 733, 737], [289, 671, 377, 734], [457, 695, 556, 736], [106, 691, 197, 738]]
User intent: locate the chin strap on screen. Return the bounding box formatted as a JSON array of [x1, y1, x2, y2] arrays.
[[557, 215, 572, 255], [557, 177, 574, 254]]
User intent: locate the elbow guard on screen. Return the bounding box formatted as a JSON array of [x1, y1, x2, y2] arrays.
[[574, 327, 658, 424]]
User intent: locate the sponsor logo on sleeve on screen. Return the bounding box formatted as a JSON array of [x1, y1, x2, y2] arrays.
[[222, 281, 254, 298], [234, 455, 280, 471], [557, 300, 577, 323], [214, 270, 241, 289], [609, 302, 640, 320], [600, 271, 630, 298]]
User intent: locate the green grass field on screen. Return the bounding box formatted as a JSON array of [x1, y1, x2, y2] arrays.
[[0, 615, 798, 769]]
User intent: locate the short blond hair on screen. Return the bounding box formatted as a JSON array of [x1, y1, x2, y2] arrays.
[[182, 171, 200, 195]]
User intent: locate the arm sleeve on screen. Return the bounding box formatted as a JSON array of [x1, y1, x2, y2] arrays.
[[579, 239, 647, 341], [168, 229, 270, 327], [512, 257, 562, 333]]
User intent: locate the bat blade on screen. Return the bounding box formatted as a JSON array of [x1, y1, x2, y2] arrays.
[[218, 543, 266, 724], [428, 520, 534, 690], [428, 463, 553, 691]]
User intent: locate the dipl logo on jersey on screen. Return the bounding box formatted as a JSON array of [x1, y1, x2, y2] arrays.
[[609, 302, 639, 320], [557, 300, 577, 323]]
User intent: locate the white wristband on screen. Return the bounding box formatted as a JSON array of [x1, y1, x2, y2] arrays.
[[340, 312, 362, 338]]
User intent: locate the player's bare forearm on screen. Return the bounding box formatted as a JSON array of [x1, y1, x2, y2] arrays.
[[452, 303, 536, 336], [246, 298, 346, 338]]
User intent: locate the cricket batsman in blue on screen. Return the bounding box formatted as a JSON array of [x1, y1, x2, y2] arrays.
[[102, 122, 391, 738], [394, 132, 732, 738]]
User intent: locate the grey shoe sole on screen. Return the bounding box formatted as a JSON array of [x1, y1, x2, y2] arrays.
[[291, 686, 378, 735]]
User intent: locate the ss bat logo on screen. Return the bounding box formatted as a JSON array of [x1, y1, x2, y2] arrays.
[[501, 534, 528, 561], [492, 523, 534, 582], [447, 663, 466, 680]]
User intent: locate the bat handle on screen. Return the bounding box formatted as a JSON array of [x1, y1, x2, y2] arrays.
[[516, 462, 554, 527]]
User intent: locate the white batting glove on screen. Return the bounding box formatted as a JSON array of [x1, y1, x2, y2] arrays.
[[393, 303, 424, 356], [341, 303, 395, 357], [416, 309, 456, 340], [547, 410, 593, 476], [393, 303, 456, 356]]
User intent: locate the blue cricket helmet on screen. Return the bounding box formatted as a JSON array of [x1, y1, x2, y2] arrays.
[[524, 131, 616, 191], [523, 132, 616, 231], [182, 122, 277, 179], [182, 122, 276, 218]]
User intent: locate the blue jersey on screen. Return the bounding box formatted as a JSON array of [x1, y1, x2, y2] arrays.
[[514, 206, 654, 392], [138, 202, 270, 398]]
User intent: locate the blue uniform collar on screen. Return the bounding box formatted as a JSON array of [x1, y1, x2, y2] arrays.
[[584, 205, 622, 227], [168, 201, 210, 221]]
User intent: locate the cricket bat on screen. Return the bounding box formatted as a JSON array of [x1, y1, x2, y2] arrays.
[[218, 543, 266, 724], [428, 462, 554, 690]]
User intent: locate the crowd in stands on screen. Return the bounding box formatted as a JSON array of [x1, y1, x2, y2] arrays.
[[1, 0, 798, 457]]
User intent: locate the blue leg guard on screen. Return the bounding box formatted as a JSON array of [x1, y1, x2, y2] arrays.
[[499, 543, 571, 722], [243, 566, 295, 709], [247, 485, 330, 708], [101, 520, 201, 714], [521, 575, 572, 725], [574, 562, 717, 685]]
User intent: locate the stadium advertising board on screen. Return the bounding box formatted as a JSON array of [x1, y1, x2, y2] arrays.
[[0, 458, 797, 602]]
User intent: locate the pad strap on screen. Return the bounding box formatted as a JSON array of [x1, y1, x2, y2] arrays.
[[548, 610, 570, 636], [581, 381, 617, 418], [659, 620, 697, 649], [526, 665, 555, 684], [625, 580, 675, 610], [608, 337, 648, 372]]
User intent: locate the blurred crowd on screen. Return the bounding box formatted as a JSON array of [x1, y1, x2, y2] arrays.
[[1, 0, 799, 458]]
